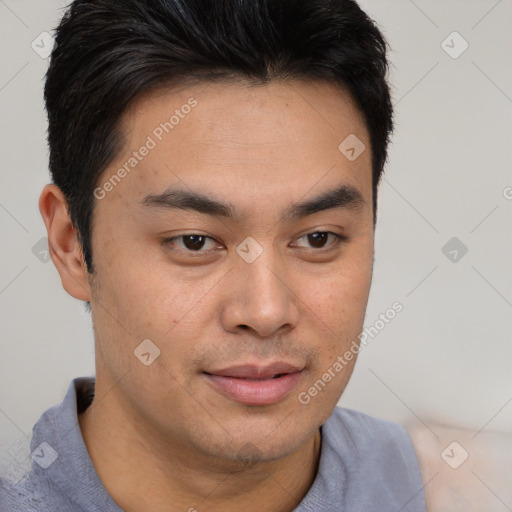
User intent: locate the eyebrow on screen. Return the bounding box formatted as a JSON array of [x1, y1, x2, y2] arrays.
[[141, 183, 364, 221]]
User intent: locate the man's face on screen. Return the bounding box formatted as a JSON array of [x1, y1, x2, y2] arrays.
[[86, 79, 374, 462]]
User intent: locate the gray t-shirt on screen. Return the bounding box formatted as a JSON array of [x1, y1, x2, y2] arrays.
[[1, 377, 426, 511]]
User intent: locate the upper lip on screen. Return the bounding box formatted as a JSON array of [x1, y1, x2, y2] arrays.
[[205, 362, 303, 379]]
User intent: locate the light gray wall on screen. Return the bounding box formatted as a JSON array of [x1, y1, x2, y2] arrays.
[[1, 0, 510, 466]]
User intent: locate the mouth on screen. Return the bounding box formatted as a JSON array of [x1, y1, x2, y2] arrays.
[[203, 362, 304, 406]]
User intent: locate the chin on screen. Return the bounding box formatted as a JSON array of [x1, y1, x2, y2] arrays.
[[199, 423, 314, 466]]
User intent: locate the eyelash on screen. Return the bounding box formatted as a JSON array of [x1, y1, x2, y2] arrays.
[[163, 231, 348, 256]]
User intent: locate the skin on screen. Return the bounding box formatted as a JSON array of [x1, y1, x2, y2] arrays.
[[39, 79, 374, 512]]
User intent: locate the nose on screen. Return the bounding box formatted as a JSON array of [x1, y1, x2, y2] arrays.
[[220, 251, 300, 339]]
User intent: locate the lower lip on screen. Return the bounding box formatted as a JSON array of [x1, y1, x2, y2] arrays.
[[204, 371, 302, 406]]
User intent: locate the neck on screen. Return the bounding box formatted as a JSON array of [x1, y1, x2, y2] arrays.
[[78, 379, 322, 512]]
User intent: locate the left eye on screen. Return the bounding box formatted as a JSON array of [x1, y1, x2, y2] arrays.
[[292, 231, 345, 250], [166, 234, 220, 252]]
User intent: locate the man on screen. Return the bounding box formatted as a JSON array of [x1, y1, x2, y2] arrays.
[[1, 0, 427, 510]]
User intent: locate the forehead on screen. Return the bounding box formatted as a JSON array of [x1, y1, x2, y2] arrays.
[[123, 78, 368, 148], [101, 79, 372, 216]]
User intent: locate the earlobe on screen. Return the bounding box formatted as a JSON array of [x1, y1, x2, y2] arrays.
[[38, 184, 91, 302]]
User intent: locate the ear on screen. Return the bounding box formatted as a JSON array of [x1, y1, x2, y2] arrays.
[[38, 184, 91, 301]]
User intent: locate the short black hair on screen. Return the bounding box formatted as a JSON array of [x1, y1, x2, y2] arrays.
[[45, 0, 394, 274]]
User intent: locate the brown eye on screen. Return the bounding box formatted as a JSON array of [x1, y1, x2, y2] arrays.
[[164, 234, 220, 253], [293, 231, 346, 250], [181, 235, 207, 251], [307, 232, 329, 249]]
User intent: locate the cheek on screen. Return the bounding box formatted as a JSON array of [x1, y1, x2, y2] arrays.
[[90, 252, 225, 383], [90, 230, 188, 331], [304, 253, 372, 329], [296, 245, 373, 376]]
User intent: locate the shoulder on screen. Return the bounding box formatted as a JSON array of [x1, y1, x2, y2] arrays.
[[325, 406, 418, 458], [320, 407, 426, 511], [0, 472, 77, 512], [0, 378, 96, 512]]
